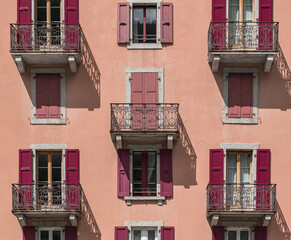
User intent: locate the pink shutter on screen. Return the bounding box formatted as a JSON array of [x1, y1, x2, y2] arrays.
[[66, 149, 80, 184], [161, 3, 173, 44], [65, 227, 77, 240], [48, 74, 61, 119], [65, 0, 79, 24], [117, 3, 130, 44], [131, 72, 144, 129], [36, 74, 49, 119], [161, 227, 174, 240], [17, 0, 31, 24], [212, 226, 224, 240], [117, 150, 130, 197], [115, 227, 128, 240], [255, 227, 267, 240], [19, 149, 33, 184], [228, 73, 241, 118], [23, 227, 35, 240], [160, 150, 173, 197], [259, 0, 273, 50], [209, 149, 224, 210], [240, 73, 253, 118]]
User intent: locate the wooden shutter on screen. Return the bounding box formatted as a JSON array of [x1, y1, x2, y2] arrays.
[[160, 149, 173, 197], [48, 74, 61, 118], [36, 74, 49, 119], [212, 0, 226, 50], [255, 227, 267, 240], [161, 3, 173, 44], [161, 227, 174, 240], [65, 227, 77, 240], [259, 0, 273, 50], [131, 73, 144, 104], [66, 149, 80, 184], [240, 73, 253, 118], [117, 3, 130, 43], [19, 149, 33, 184], [117, 150, 130, 197], [259, 0, 273, 22], [23, 227, 35, 240], [115, 227, 128, 240], [17, 0, 31, 24], [212, 226, 224, 240], [65, 0, 79, 24], [212, 0, 226, 22], [228, 73, 241, 118], [144, 73, 159, 104]]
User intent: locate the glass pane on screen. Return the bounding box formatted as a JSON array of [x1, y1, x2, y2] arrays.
[[134, 169, 142, 181], [240, 231, 249, 240], [148, 169, 156, 182], [40, 231, 49, 240], [133, 7, 144, 43], [228, 231, 237, 240], [52, 154, 62, 167], [51, 0, 61, 7], [52, 168, 61, 182], [39, 169, 48, 182], [148, 230, 156, 240], [145, 7, 157, 43], [38, 0, 47, 7], [227, 154, 237, 183], [37, 8, 47, 22], [39, 154, 48, 167], [134, 230, 141, 240], [229, 0, 239, 21], [243, 0, 253, 21], [147, 152, 156, 167], [53, 231, 61, 240], [240, 154, 250, 183], [51, 8, 60, 22], [133, 152, 142, 167]]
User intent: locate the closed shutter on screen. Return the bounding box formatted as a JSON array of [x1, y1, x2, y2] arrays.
[[65, 226, 77, 240], [115, 227, 128, 240], [255, 227, 267, 240], [160, 3, 173, 44], [131, 73, 144, 104], [65, 0, 79, 24], [23, 227, 35, 240], [212, 226, 224, 240], [161, 227, 174, 240], [259, 0, 273, 50], [228, 73, 241, 118], [117, 3, 130, 43], [160, 150, 173, 197], [19, 149, 33, 184], [48, 74, 61, 118], [36, 74, 49, 118], [240, 73, 253, 118], [117, 150, 130, 197]]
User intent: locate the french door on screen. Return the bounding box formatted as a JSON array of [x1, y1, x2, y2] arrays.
[[227, 227, 250, 240]]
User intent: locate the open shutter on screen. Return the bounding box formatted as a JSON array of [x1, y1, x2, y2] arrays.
[[161, 227, 174, 240], [48, 74, 61, 119], [212, 226, 224, 240], [228, 73, 241, 118], [36, 74, 49, 119], [240, 73, 253, 118], [65, 226, 77, 240], [19, 149, 33, 184], [212, 0, 225, 22], [117, 150, 130, 197], [259, 0, 273, 50], [259, 0, 273, 22], [17, 0, 31, 24], [65, 0, 79, 24], [255, 227, 267, 240], [64, 0, 79, 50], [23, 227, 35, 240], [160, 149, 173, 197], [117, 3, 130, 44], [161, 3, 173, 44], [17, 0, 31, 50], [115, 227, 128, 240], [209, 149, 224, 210], [211, 0, 226, 50]]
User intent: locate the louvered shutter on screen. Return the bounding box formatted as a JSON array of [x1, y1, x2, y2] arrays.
[[240, 73, 253, 118], [161, 227, 174, 240], [161, 3, 173, 43], [117, 150, 130, 197], [259, 0, 273, 50], [17, 0, 31, 24], [131, 72, 144, 129], [212, 0, 226, 22], [228, 73, 241, 118], [160, 149, 173, 197], [65, 0, 79, 23], [255, 227, 267, 240], [212, 226, 224, 240], [211, 0, 226, 50], [115, 227, 128, 240], [36, 74, 49, 118], [48, 74, 61, 118], [17, 0, 31, 50], [117, 3, 130, 43], [64, 0, 79, 50], [23, 227, 35, 240], [65, 226, 77, 240]]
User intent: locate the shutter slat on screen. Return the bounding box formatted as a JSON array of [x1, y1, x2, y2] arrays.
[[117, 150, 130, 197], [212, 226, 224, 240], [19, 149, 33, 184], [23, 226, 35, 240], [228, 73, 241, 118], [212, 0, 226, 22], [115, 226, 128, 240], [48, 74, 61, 119], [117, 3, 130, 43], [161, 227, 174, 240], [65, 0, 79, 24], [65, 226, 77, 240], [17, 0, 31, 24], [36, 74, 49, 119], [240, 73, 253, 118], [160, 149, 173, 197], [160, 3, 173, 43]]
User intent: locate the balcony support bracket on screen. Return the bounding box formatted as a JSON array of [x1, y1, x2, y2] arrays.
[[167, 135, 174, 149], [263, 215, 272, 227], [116, 135, 122, 150], [211, 214, 219, 226], [69, 214, 78, 226], [14, 56, 26, 73], [212, 55, 220, 72], [264, 55, 274, 72], [68, 56, 78, 73], [18, 215, 27, 227]]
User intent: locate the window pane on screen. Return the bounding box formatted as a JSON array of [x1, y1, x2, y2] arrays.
[[39, 168, 48, 182], [37, 8, 47, 22], [39, 154, 48, 167], [134, 169, 142, 181], [40, 231, 49, 240], [52, 154, 62, 167], [133, 7, 144, 43], [145, 7, 157, 43], [38, 0, 46, 7], [53, 231, 61, 240], [51, 8, 60, 22], [147, 169, 156, 182], [228, 231, 237, 240], [52, 168, 61, 182], [240, 231, 249, 240], [148, 230, 155, 240], [240, 153, 250, 183], [51, 0, 61, 7], [227, 154, 237, 183], [229, 0, 239, 21], [134, 230, 141, 240], [133, 152, 142, 167], [243, 0, 253, 21], [147, 152, 156, 167]]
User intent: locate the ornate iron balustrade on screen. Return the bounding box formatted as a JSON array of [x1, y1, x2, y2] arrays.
[[111, 103, 179, 131], [10, 23, 81, 52], [12, 183, 82, 211], [208, 22, 279, 52], [206, 183, 276, 212]]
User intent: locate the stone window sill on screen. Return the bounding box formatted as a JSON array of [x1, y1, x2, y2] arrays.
[[124, 196, 165, 206]]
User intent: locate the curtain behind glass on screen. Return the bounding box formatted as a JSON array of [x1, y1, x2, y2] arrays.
[[227, 154, 237, 206]]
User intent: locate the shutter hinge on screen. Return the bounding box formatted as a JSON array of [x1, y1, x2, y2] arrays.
[[158, 77, 161, 81]]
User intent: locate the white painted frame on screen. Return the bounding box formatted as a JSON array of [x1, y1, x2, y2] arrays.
[[222, 67, 258, 124], [126, 221, 163, 240], [31, 68, 67, 125], [127, 0, 163, 49], [131, 228, 158, 240], [225, 227, 254, 240], [38, 227, 64, 240]]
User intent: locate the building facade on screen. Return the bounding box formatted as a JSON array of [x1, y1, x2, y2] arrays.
[[0, 0, 290, 239]]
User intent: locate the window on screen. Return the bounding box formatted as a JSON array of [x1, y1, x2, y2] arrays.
[[222, 68, 258, 124], [38, 228, 63, 240], [226, 227, 251, 240], [31, 68, 66, 125], [132, 228, 158, 240]]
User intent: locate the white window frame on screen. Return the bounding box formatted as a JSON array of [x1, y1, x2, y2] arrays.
[[226, 227, 254, 240], [38, 227, 64, 240], [131, 228, 158, 240], [31, 68, 67, 125], [127, 0, 163, 49], [126, 221, 163, 240], [222, 67, 258, 124]]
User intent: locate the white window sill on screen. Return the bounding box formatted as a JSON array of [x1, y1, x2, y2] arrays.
[[127, 43, 163, 50], [124, 196, 165, 206], [31, 118, 67, 125], [221, 116, 258, 125]]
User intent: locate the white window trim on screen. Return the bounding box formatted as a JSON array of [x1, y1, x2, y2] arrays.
[[222, 67, 258, 125], [225, 226, 254, 240], [126, 221, 164, 240], [38, 227, 65, 240], [127, 0, 162, 49], [31, 68, 67, 125]]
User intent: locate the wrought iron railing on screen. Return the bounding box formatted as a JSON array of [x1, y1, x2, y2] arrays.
[[111, 103, 179, 131], [10, 23, 81, 52], [208, 22, 279, 52], [206, 183, 276, 211], [12, 183, 82, 211]]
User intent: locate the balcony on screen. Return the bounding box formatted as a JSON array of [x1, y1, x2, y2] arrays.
[[206, 183, 277, 226], [110, 103, 179, 148], [208, 22, 279, 72], [12, 183, 82, 226], [10, 23, 82, 73]]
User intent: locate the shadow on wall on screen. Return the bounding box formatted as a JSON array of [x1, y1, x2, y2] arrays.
[[78, 191, 102, 240], [173, 114, 197, 188], [268, 200, 291, 240]]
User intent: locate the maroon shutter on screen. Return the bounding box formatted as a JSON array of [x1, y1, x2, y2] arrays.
[[212, 0, 226, 22], [209, 149, 224, 210], [65, 226, 77, 240], [259, 0, 273, 50], [211, 0, 226, 50], [36, 74, 49, 119], [65, 0, 79, 23], [161, 227, 174, 240], [161, 3, 173, 44], [212, 226, 224, 240], [115, 227, 128, 240], [117, 150, 130, 197], [255, 227, 267, 240], [117, 3, 130, 44], [160, 149, 173, 197], [228, 73, 241, 118], [19, 149, 33, 184], [23, 227, 35, 240], [17, 0, 31, 50], [259, 0, 273, 22], [240, 73, 253, 118], [48, 74, 61, 119], [17, 0, 31, 24], [64, 0, 79, 51]]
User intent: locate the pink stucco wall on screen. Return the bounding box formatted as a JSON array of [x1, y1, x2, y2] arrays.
[[0, 0, 291, 239]]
